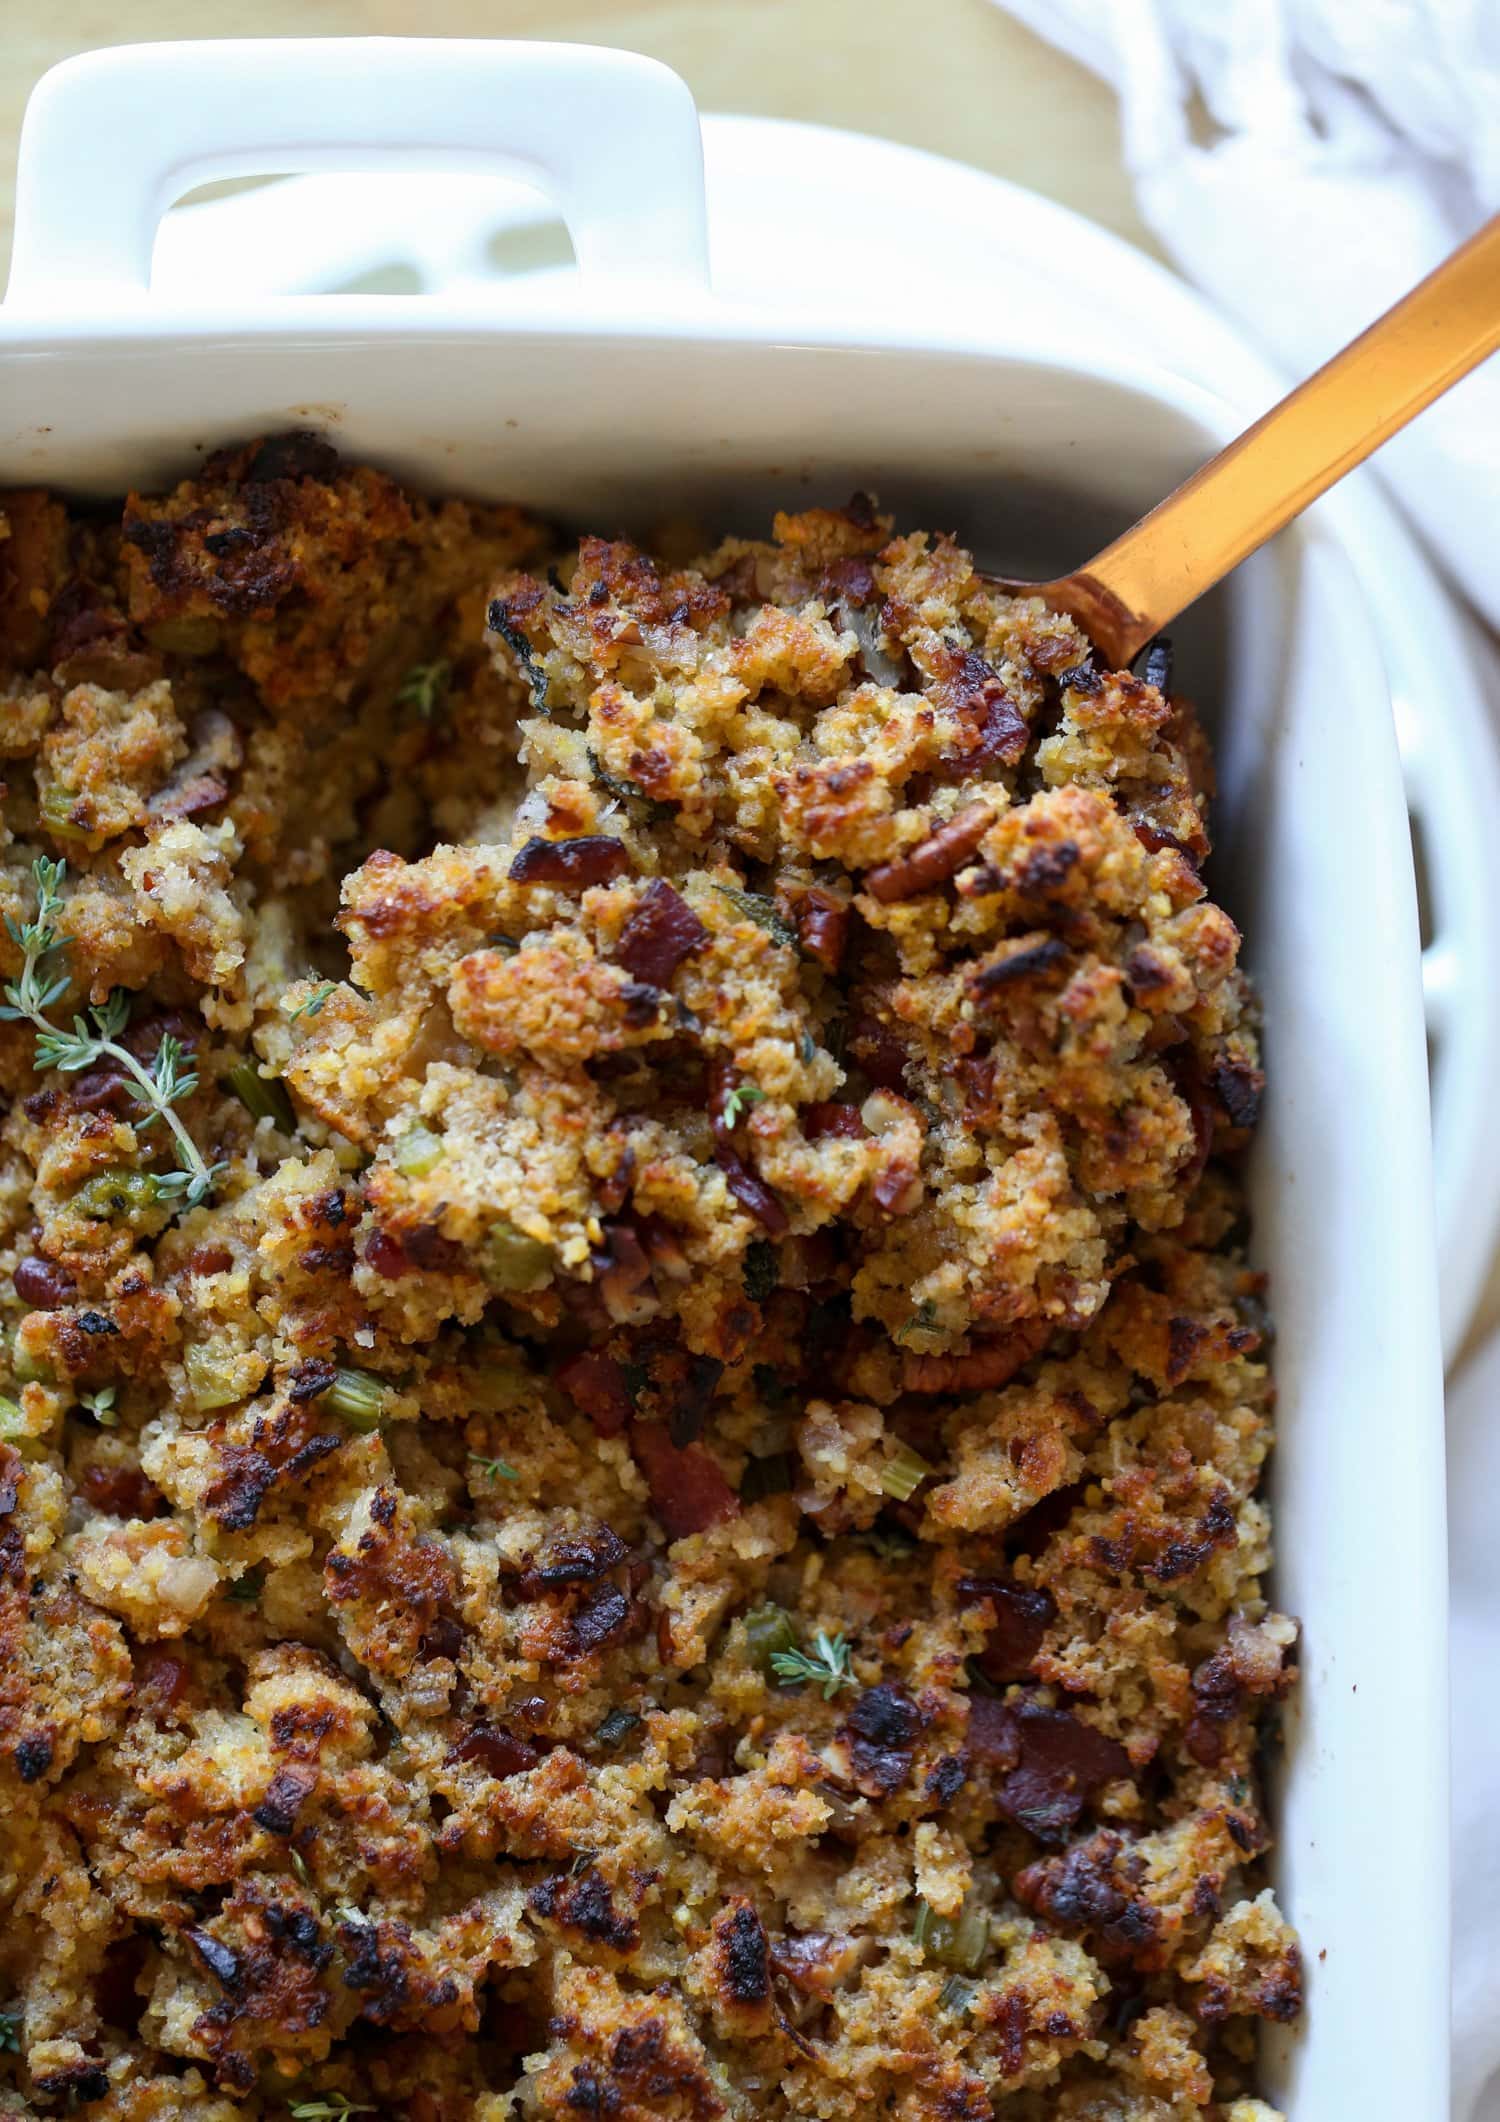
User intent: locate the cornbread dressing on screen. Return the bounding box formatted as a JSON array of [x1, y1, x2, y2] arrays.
[[0, 440, 1301, 2121]]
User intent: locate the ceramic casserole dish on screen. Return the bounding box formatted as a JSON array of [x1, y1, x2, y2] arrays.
[[1, 37, 1449, 2120]]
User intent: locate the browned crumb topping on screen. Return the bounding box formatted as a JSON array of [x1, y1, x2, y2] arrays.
[[0, 444, 1297, 2120]]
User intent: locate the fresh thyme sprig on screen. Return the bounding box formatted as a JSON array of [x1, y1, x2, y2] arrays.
[[1, 859, 223, 1209], [721, 1082, 766, 1128], [394, 659, 450, 721], [769, 1627, 857, 1700], [78, 1385, 117, 1427], [289, 981, 336, 1022], [469, 1451, 520, 1484]]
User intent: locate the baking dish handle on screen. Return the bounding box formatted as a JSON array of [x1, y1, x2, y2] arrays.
[[5, 38, 710, 308]]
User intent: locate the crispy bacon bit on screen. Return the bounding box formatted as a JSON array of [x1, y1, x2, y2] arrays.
[[555, 1583, 636, 1659], [186, 1244, 234, 1278], [519, 1524, 628, 1596], [251, 1763, 317, 1835], [629, 1420, 739, 1541], [848, 1013, 909, 1092], [13, 1254, 74, 1309], [804, 1101, 866, 1142], [929, 645, 1030, 774], [67, 1064, 134, 1114], [795, 887, 851, 973], [864, 802, 996, 904], [1212, 1057, 1265, 1131], [903, 1317, 1051, 1394], [840, 1682, 924, 1796], [556, 1350, 633, 1437], [364, 1222, 463, 1279], [663, 1353, 725, 1449], [185, 1927, 241, 1989], [956, 1576, 1056, 1681], [615, 880, 709, 987], [79, 1464, 166, 1519], [287, 1357, 338, 1403], [968, 1694, 1130, 1843], [446, 1723, 541, 1779], [715, 1146, 788, 1235], [509, 835, 631, 888]]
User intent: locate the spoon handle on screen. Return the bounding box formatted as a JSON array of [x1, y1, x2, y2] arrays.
[[1075, 212, 1500, 665]]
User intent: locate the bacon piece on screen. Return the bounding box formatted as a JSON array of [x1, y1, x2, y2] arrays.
[[848, 1013, 909, 1092], [956, 1576, 1056, 1682], [803, 1101, 866, 1141], [967, 1694, 1130, 1843], [715, 1146, 788, 1234], [629, 1419, 739, 1541], [614, 880, 708, 987], [13, 1255, 74, 1309], [446, 1723, 541, 1778], [863, 802, 996, 904], [556, 1350, 633, 1437], [928, 645, 1030, 771], [509, 835, 631, 888], [79, 1465, 165, 1519]]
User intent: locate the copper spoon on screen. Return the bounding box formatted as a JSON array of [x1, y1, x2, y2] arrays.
[[988, 213, 1500, 668]]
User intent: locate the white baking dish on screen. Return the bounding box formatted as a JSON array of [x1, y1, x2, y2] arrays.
[[1, 39, 1449, 2118]]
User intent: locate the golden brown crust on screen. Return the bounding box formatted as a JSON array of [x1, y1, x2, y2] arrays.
[[0, 446, 1295, 2121]]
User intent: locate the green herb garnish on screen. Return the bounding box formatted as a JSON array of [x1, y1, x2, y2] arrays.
[[2, 861, 222, 1208], [722, 1082, 766, 1129], [711, 882, 797, 948], [395, 659, 450, 721], [78, 1385, 117, 1427], [0, 2009, 19, 2052], [587, 748, 671, 824], [469, 1451, 520, 1484], [488, 605, 550, 713], [769, 1627, 856, 1700], [289, 1849, 312, 1888], [894, 1299, 939, 1347], [226, 1569, 264, 1605], [594, 1707, 642, 1750], [289, 982, 336, 1021], [288, 2100, 375, 2121]]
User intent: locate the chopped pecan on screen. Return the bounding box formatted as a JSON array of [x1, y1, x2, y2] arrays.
[[864, 802, 996, 903]]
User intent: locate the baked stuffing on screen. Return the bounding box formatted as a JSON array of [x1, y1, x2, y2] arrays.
[[0, 439, 1300, 2120]]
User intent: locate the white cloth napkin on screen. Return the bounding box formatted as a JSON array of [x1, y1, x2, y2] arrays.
[[1449, 1335, 1500, 2121], [986, 0, 1500, 2110], [988, 0, 1500, 634]]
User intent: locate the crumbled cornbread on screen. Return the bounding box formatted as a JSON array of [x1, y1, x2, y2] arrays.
[[0, 442, 1298, 2119]]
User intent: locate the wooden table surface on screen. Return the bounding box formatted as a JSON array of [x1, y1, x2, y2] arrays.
[[4, 4, 1498, 1360]]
